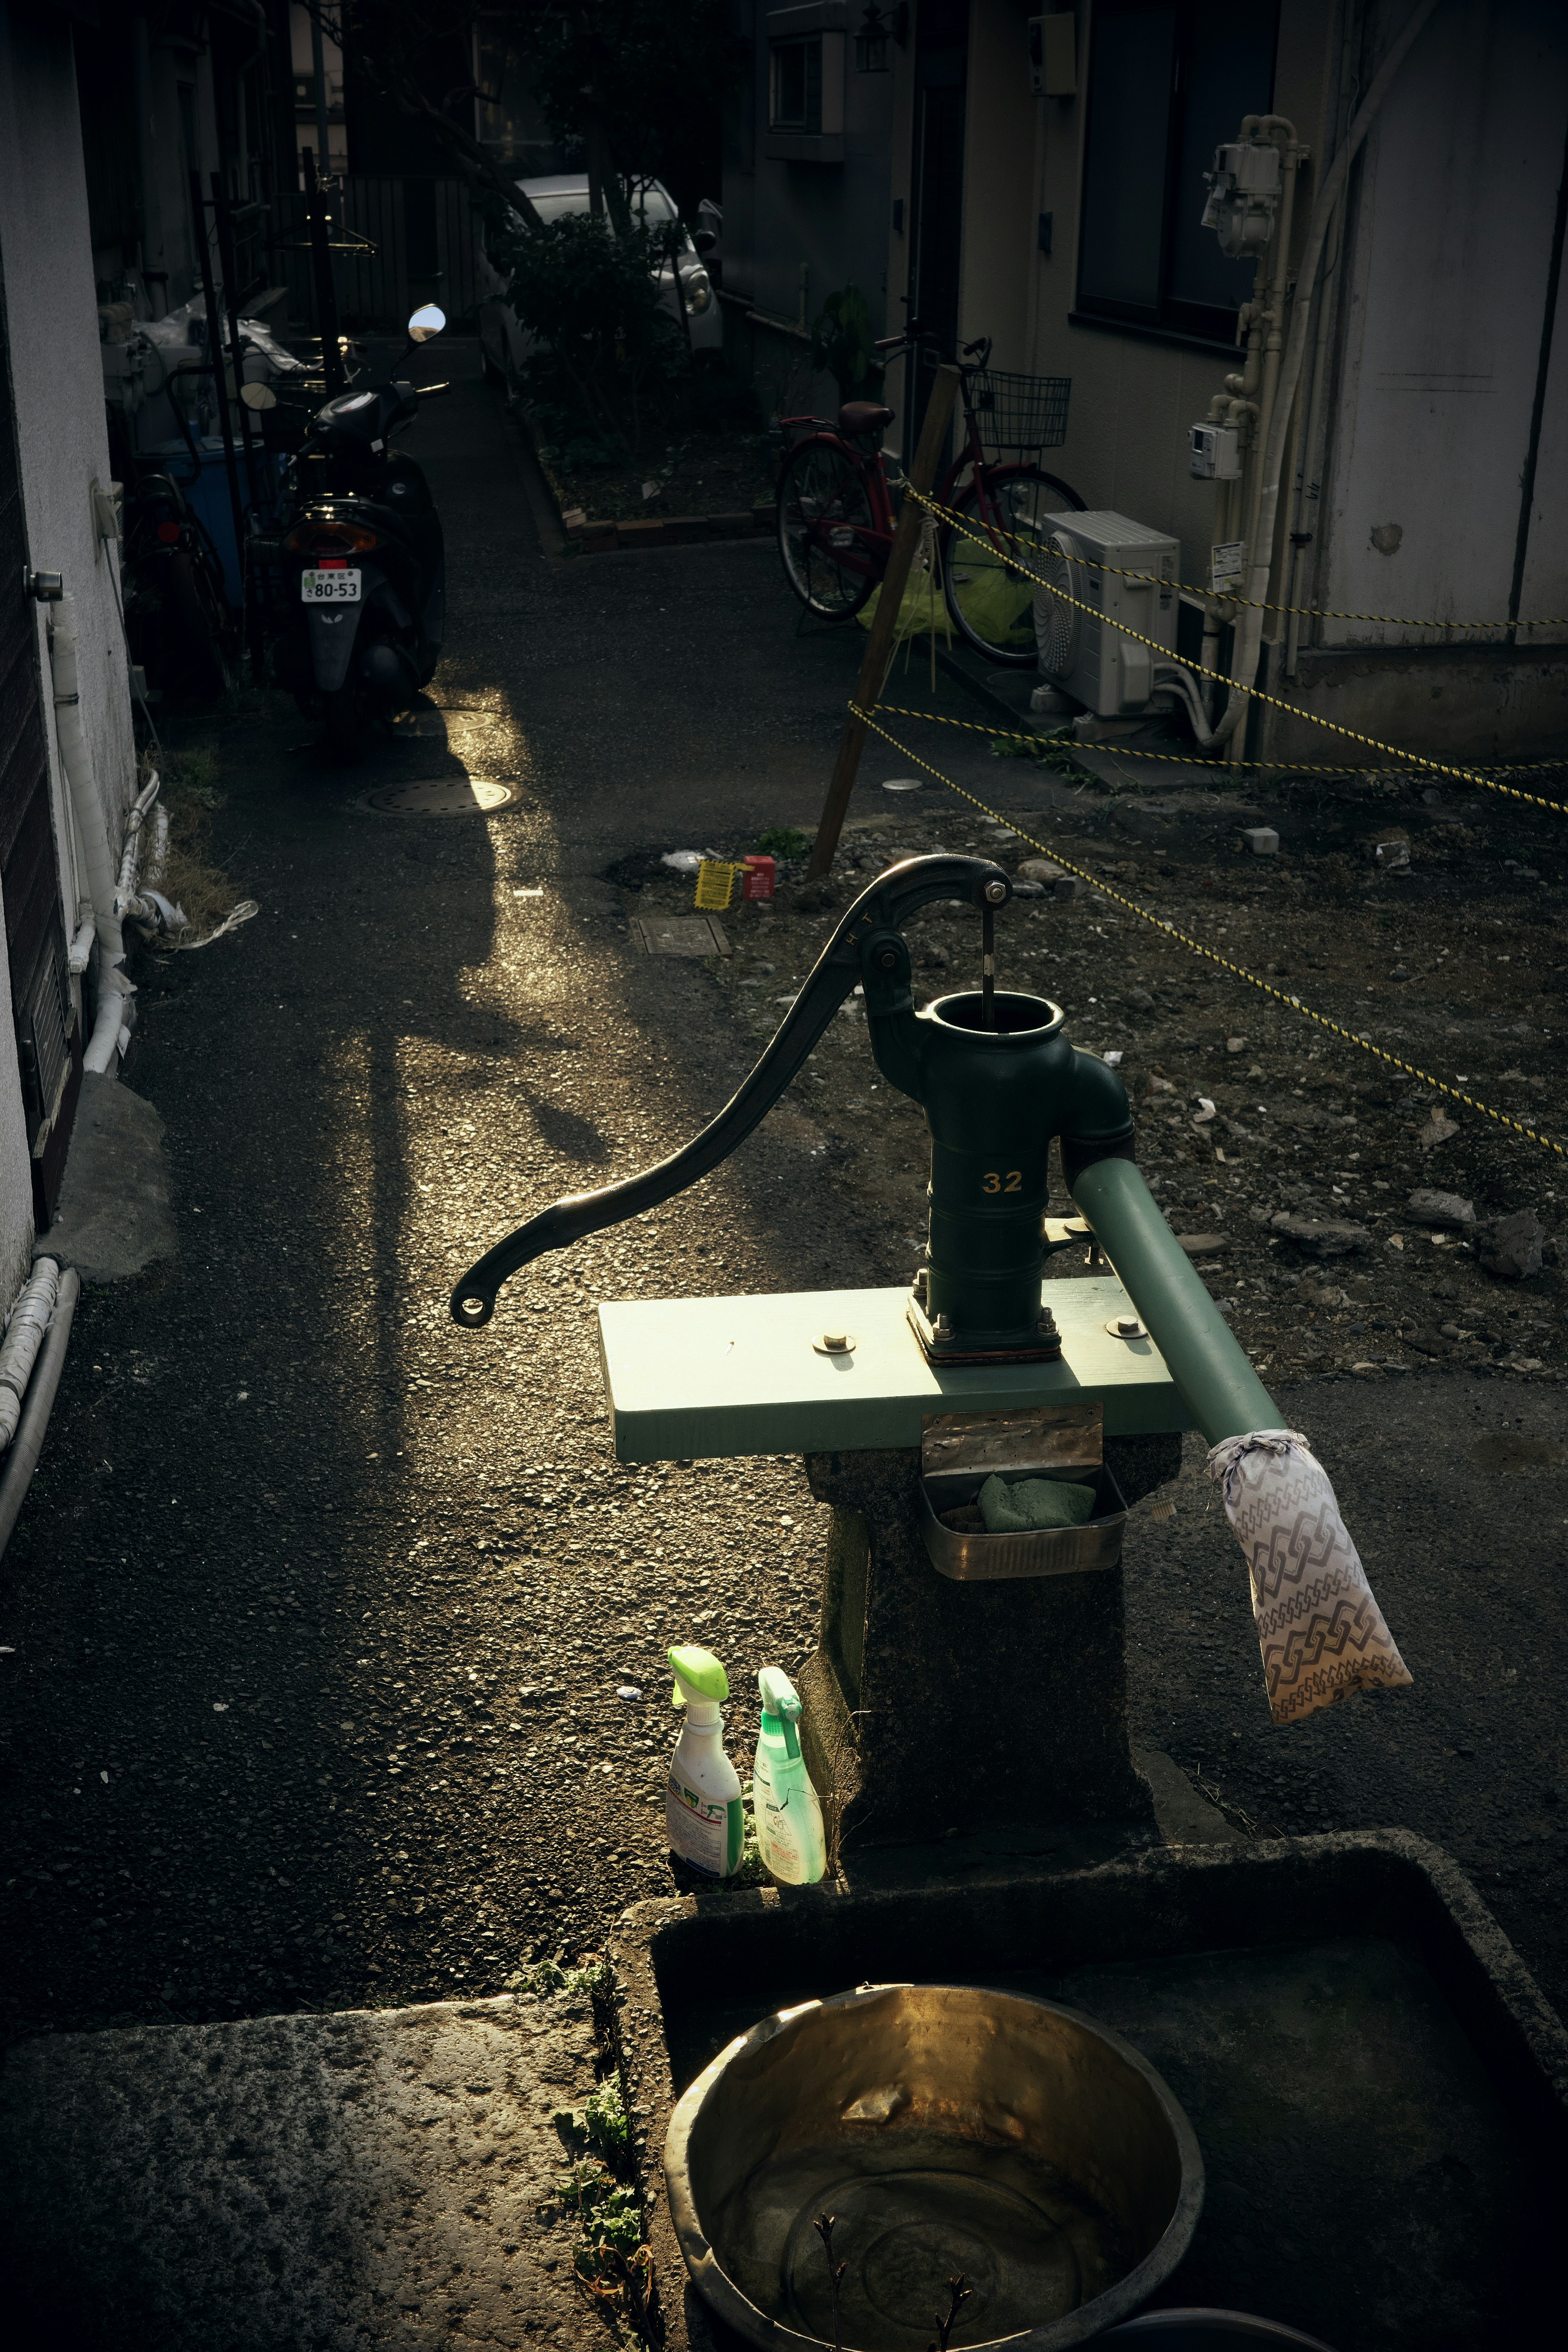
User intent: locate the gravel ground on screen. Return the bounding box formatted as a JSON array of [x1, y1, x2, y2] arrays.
[[2, 340, 1565, 2050]]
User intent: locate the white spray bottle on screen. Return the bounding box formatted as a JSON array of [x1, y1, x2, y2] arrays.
[[753, 1666, 828, 1885], [666, 1644, 744, 1877]]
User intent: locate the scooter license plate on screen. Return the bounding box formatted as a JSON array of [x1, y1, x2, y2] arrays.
[[301, 568, 362, 603]]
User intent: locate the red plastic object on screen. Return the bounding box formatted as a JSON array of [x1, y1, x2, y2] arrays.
[[741, 855, 775, 901], [156, 521, 180, 544]]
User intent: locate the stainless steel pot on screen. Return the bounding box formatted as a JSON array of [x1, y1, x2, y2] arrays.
[[665, 1982, 1204, 2352]]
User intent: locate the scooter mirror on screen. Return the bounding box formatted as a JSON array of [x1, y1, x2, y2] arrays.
[[407, 304, 446, 343], [239, 381, 278, 411]]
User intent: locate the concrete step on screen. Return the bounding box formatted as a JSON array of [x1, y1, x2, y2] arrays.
[[0, 1989, 608, 2349]]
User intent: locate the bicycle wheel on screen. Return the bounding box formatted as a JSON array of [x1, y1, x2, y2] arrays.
[[777, 439, 878, 619], [942, 466, 1086, 667]]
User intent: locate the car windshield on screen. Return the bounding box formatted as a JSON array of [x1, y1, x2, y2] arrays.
[[520, 184, 677, 226]]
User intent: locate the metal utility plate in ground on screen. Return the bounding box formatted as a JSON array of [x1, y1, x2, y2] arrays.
[[630, 914, 732, 958], [596, 1276, 1187, 1461], [360, 775, 520, 816], [612, 1832, 1568, 2352]]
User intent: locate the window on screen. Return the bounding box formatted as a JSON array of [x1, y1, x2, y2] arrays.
[[1076, 0, 1280, 346], [772, 37, 824, 131], [766, 5, 847, 160]]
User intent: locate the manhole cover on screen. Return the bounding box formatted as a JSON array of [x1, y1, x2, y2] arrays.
[[362, 775, 520, 817], [631, 914, 731, 958]]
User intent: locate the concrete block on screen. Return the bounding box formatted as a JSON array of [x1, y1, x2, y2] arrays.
[[47, 1073, 177, 1281], [0, 1991, 602, 2351], [1242, 826, 1279, 855]]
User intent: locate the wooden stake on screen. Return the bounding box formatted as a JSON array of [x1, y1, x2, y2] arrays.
[[806, 363, 963, 880]]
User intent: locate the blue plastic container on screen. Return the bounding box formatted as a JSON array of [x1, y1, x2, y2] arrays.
[[145, 438, 287, 610]]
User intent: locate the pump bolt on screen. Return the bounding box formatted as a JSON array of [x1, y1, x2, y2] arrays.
[[873, 944, 900, 971], [983, 880, 1008, 904]]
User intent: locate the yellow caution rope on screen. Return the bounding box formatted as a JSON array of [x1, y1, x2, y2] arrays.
[[849, 698, 1564, 1162]]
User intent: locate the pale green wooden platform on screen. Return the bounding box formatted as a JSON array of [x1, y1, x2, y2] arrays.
[[596, 1275, 1191, 1462]]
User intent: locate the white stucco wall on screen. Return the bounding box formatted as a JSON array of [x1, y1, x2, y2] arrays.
[[0, 5, 137, 1297], [0, 6, 135, 909], [1319, 0, 1568, 648]]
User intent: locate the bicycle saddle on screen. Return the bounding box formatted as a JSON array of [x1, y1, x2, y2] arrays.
[[838, 401, 894, 436]]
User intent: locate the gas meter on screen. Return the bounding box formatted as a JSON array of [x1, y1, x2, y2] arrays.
[[1200, 140, 1281, 259]]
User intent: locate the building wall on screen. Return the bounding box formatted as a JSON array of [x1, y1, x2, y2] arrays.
[[723, 0, 898, 419], [0, 10, 136, 930], [1316, 0, 1568, 650]]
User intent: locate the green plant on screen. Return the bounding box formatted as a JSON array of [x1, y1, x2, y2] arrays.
[[755, 826, 814, 860], [506, 1954, 614, 1999], [555, 2076, 632, 2167], [485, 207, 684, 453], [990, 726, 1082, 776], [810, 286, 885, 404]]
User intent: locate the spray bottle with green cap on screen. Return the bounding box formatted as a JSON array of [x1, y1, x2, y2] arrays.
[[753, 1667, 828, 1885], [666, 1644, 744, 1877]]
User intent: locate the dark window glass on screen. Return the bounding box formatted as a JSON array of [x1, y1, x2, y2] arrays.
[[1078, 7, 1176, 312], [1077, 0, 1279, 345], [772, 38, 823, 132], [1167, 2, 1282, 314]]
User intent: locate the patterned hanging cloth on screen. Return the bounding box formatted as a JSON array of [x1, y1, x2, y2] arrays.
[[1206, 1428, 1413, 1725]]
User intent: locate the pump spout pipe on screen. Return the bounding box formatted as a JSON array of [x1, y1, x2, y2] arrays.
[[450, 857, 1017, 1326]]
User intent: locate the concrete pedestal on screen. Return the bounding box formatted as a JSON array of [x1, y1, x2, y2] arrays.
[[797, 1434, 1181, 1853]]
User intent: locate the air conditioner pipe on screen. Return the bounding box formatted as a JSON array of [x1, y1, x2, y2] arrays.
[[48, 595, 120, 962], [45, 595, 181, 1074], [0, 1259, 60, 1448], [1200, 0, 1445, 751], [0, 1266, 80, 1564]]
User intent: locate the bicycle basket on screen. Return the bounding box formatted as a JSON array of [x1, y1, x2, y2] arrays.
[[968, 370, 1071, 453]]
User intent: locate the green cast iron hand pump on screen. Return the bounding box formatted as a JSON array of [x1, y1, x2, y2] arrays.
[[450, 857, 1279, 1445]]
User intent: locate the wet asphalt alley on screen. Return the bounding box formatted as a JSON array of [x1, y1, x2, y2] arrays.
[[2, 340, 1564, 2043]]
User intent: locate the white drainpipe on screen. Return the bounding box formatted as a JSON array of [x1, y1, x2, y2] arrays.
[[1200, 0, 1445, 751], [46, 594, 181, 1075]]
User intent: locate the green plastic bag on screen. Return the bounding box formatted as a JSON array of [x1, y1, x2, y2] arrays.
[[978, 1472, 1098, 1532]]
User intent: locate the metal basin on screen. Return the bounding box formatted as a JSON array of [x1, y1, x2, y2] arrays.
[[665, 1983, 1204, 2352]]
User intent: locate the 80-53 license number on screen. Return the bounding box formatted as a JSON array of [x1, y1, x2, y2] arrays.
[[301, 569, 362, 603]]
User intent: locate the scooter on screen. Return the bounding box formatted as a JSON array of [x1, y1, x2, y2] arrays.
[[247, 305, 451, 762]]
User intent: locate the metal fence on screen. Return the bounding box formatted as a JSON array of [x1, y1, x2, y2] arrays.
[[278, 177, 485, 334]]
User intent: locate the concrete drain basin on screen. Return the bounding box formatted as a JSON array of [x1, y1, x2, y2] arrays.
[[665, 1982, 1203, 2352], [616, 1833, 1568, 2352]]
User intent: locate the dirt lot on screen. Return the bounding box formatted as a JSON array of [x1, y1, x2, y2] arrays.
[[617, 741, 1568, 1379], [535, 416, 777, 525]]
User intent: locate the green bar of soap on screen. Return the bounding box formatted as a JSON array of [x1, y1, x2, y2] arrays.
[[978, 1472, 1098, 1532]]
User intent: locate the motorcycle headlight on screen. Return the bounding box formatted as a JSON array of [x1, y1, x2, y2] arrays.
[[684, 273, 713, 315]]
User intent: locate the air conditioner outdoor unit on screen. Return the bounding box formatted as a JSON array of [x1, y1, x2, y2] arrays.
[[1032, 511, 1179, 717]]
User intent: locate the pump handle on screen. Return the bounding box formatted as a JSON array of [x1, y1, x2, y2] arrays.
[[450, 856, 1010, 1325]]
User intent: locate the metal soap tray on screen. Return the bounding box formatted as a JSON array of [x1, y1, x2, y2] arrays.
[[919, 1401, 1127, 1581]]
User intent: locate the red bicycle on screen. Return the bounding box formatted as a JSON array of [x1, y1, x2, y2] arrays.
[[775, 331, 1085, 666]]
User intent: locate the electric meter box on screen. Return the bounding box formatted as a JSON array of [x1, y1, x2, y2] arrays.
[[1189, 421, 1242, 481], [1033, 512, 1179, 719]]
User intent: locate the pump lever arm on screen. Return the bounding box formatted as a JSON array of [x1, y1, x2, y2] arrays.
[[449, 855, 1009, 1326]]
